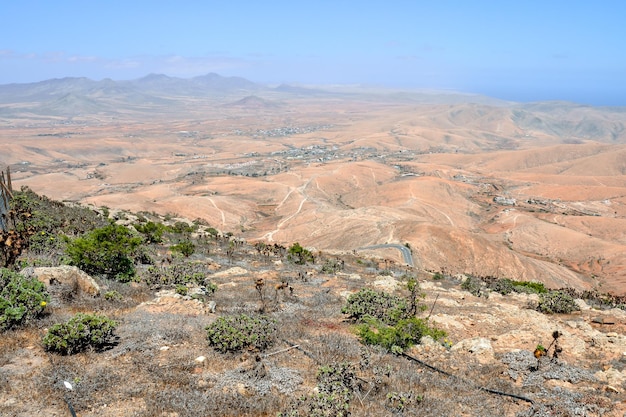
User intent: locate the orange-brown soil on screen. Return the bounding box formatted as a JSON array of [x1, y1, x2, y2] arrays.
[[2, 93, 626, 294]]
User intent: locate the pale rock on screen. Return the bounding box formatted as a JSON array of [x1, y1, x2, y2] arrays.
[[195, 356, 207, 364], [139, 289, 210, 315], [236, 383, 250, 396], [509, 292, 539, 304], [451, 337, 494, 363], [565, 320, 593, 332], [22, 265, 100, 296], [160, 346, 170, 351], [574, 298, 592, 311], [337, 272, 361, 281], [207, 300, 217, 313], [212, 267, 248, 278], [430, 314, 465, 330], [607, 307, 626, 318], [339, 290, 355, 300], [3, 398, 17, 406], [594, 367, 626, 386], [419, 281, 437, 291], [372, 276, 400, 292], [559, 334, 588, 356], [420, 335, 442, 349], [489, 292, 504, 301], [435, 298, 462, 307]]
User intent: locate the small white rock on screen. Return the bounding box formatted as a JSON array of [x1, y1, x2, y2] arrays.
[[159, 346, 170, 351], [195, 356, 207, 364]]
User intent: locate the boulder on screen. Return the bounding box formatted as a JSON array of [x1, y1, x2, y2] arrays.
[[372, 276, 400, 292], [451, 337, 494, 363], [451, 337, 493, 354], [21, 265, 100, 296]]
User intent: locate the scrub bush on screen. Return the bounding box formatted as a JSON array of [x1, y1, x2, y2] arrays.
[[43, 313, 117, 355], [65, 224, 142, 281], [206, 314, 276, 353], [0, 268, 49, 331], [535, 291, 580, 314]]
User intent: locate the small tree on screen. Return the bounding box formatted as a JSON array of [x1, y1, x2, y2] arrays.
[[134, 221, 165, 243], [288, 242, 314, 265], [171, 240, 195, 257], [65, 224, 142, 281]]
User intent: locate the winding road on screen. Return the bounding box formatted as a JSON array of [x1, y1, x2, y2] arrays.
[[357, 244, 416, 268]]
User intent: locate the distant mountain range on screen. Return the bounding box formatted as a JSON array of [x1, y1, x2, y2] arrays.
[[0, 73, 262, 102], [0, 73, 334, 117], [1, 73, 625, 144]]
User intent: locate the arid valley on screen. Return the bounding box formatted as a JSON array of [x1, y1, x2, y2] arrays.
[[3, 74, 626, 295], [3, 75, 626, 416]]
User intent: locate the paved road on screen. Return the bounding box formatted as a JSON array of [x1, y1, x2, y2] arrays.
[[357, 244, 416, 268]]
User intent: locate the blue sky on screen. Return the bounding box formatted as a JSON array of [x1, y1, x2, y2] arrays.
[[1, 1, 625, 105]]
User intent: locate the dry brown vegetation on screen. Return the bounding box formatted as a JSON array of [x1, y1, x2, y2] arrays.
[[0, 206, 625, 416]]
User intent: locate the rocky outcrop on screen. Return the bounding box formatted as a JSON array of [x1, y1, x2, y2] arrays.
[[21, 265, 101, 296]]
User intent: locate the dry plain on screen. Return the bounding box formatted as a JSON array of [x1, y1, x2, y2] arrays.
[[2, 76, 626, 294]]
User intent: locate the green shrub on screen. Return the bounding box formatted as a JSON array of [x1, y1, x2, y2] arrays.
[[405, 276, 427, 316], [342, 288, 408, 325], [203, 282, 218, 295], [143, 260, 211, 288], [512, 280, 548, 294], [344, 283, 443, 353], [206, 314, 276, 353], [314, 362, 357, 415], [356, 317, 446, 353], [171, 240, 195, 257], [0, 268, 49, 331], [320, 259, 344, 274], [26, 230, 66, 257], [490, 278, 514, 295], [43, 313, 117, 355], [175, 285, 188, 296], [279, 363, 358, 417], [288, 242, 314, 265], [386, 391, 422, 413], [166, 221, 196, 234], [65, 224, 142, 281], [535, 291, 580, 314], [12, 187, 107, 237], [461, 275, 488, 298], [103, 290, 123, 301], [134, 221, 166, 244]]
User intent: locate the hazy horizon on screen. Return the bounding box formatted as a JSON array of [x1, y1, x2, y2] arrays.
[[2, 1, 625, 106]]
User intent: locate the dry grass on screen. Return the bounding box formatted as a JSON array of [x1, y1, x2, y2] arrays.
[[0, 201, 623, 416]]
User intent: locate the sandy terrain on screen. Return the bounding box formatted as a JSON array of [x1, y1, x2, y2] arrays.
[[2, 87, 626, 294]]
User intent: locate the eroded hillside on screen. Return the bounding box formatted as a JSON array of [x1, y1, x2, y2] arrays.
[[2, 79, 626, 294]]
